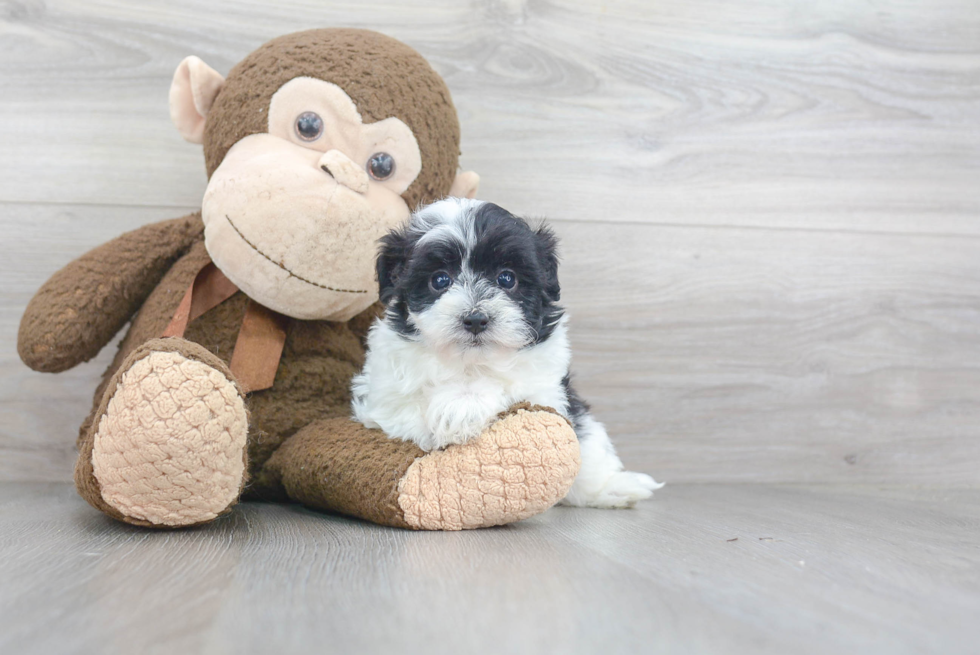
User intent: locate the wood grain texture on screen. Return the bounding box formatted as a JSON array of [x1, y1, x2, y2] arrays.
[[0, 482, 977, 655], [1, 0, 978, 232], [558, 220, 980, 486], [2, 0, 980, 485]]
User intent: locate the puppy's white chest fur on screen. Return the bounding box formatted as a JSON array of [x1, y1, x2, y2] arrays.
[[352, 317, 571, 451]]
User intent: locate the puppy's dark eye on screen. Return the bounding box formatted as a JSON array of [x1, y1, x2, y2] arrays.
[[497, 270, 517, 289], [367, 152, 395, 180], [430, 271, 452, 291], [295, 112, 323, 141]]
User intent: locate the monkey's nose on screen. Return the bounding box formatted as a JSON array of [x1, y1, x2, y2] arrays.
[[462, 312, 489, 335], [318, 149, 369, 194]]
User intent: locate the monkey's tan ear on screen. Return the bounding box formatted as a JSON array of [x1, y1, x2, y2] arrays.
[[169, 56, 225, 144], [449, 171, 480, 199]]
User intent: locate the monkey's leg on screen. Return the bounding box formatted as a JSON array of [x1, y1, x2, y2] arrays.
[[75, 338, 248, 528], [260, 404, 581, 530]]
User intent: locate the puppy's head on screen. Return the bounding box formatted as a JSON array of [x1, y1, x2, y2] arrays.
[[377, 198, 563, 351]]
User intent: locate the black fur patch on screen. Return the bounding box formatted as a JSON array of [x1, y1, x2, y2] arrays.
[[562, 374, 590, 435], [468, 203, 563, 344]]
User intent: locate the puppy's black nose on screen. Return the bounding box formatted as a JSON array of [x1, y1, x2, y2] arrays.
[[462, 312, 489, 335]]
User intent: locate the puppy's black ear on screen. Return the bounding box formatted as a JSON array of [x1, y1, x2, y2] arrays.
[[376, 226, 413, 304], [535, 225, 561, 302]]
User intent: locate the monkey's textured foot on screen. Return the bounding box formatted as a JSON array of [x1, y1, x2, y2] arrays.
[[397, 404, 580, 530], [80, 338, 248, 527]]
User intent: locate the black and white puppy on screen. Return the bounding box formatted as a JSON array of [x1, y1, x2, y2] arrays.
[[351, 198, 661, 508]]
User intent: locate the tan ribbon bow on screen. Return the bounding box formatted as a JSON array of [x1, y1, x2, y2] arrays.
[[162, 263, 289, 394]]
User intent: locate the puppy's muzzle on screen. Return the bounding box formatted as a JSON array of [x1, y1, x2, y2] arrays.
[[462, 311, 489, 335]]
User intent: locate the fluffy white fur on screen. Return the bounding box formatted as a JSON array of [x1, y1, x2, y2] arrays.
[[352, 197, 662, 508], [353, 316, 573, 451]]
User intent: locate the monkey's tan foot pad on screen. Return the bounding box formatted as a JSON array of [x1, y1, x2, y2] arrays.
[[91, 345, 248, 527], [397, 405, 581, 530]]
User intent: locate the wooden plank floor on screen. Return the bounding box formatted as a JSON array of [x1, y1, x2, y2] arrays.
[[0, 481, 977, 655]]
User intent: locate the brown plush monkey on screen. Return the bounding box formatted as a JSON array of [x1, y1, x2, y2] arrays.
[[17, 29, 580, 530]]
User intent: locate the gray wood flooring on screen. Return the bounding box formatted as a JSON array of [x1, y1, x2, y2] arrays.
[[1, 482, 977, 655]]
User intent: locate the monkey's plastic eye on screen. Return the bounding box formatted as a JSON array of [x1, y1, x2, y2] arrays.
[[496, 270, 517, 289], [367, 152, 395, 180], [295, 112, 323, 141], [430, 271, 452, 291]]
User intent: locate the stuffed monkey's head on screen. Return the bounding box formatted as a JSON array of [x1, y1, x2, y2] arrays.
[[169, 29, 480, 321]]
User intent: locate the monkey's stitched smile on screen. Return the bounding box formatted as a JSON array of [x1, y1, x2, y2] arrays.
[[224, 215, 368, 294]]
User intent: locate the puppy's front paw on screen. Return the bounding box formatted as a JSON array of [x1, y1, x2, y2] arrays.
[[563, 471, 663, 509], [424, 390, 507, 450], [428, 409, 492, 449]]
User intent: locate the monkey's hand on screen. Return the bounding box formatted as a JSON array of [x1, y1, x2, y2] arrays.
[[18, 213, 203, 373]]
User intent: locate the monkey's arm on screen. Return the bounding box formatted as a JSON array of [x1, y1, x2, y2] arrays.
[[18, 213, 205, 373]]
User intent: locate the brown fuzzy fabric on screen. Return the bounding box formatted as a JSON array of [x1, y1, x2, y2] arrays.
[[262, 417, 424, 528], [70, 230, 395, 521], [203, 28, 460, 209], [59, 216, 390, 523], [18, 214, 203, 373], [76, 232, 213, 448], [72, 232, 382, 491]]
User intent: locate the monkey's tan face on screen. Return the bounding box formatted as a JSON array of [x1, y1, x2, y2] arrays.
[[201, 78, 422, 321]]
